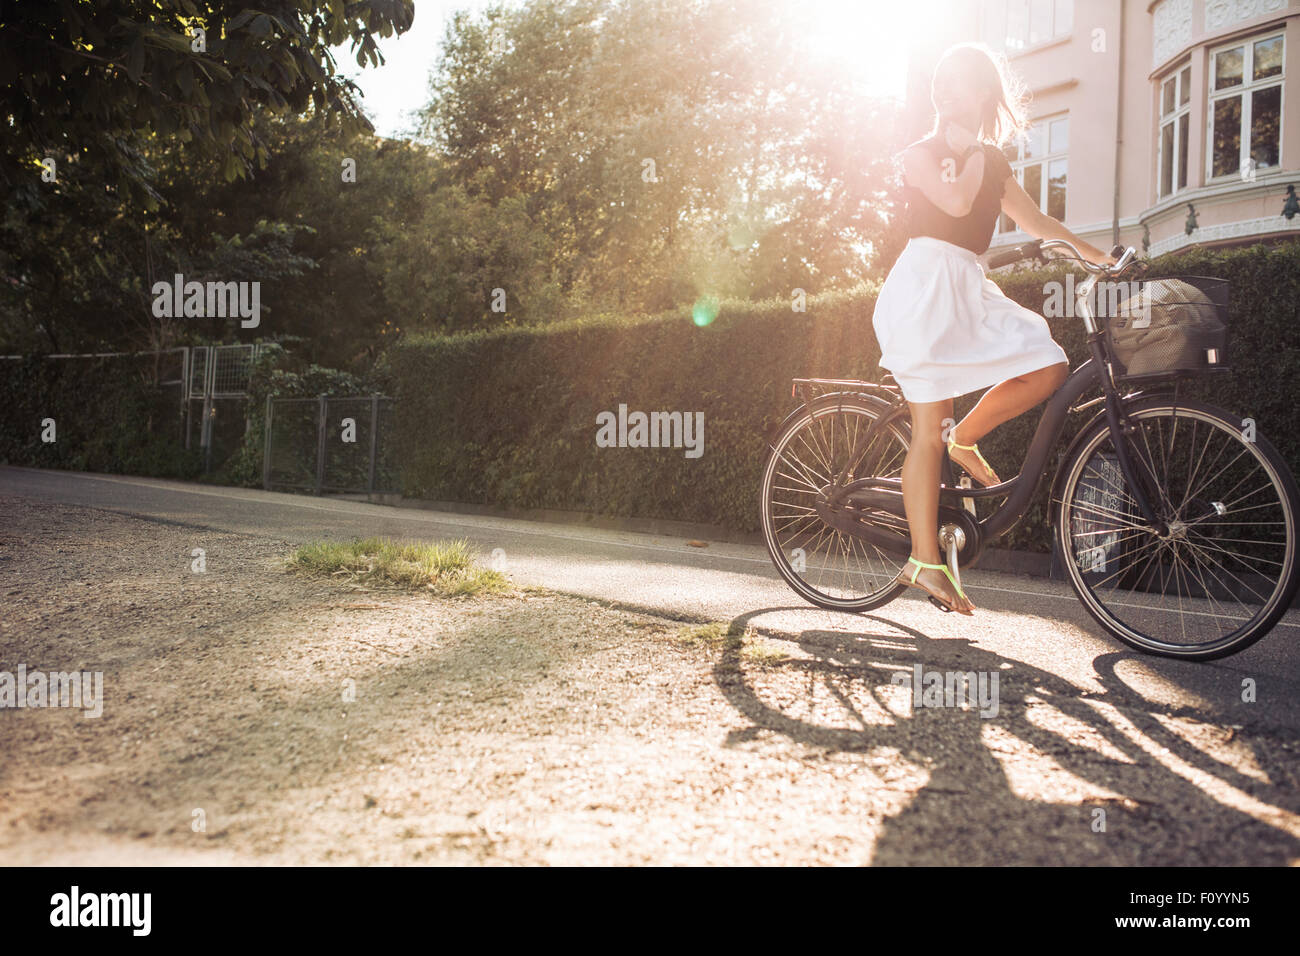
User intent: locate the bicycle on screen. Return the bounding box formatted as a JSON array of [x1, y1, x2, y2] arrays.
[[759, 239, 1300, 661]]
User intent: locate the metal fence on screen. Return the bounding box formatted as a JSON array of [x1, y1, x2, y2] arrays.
[[3, 343, 272, 472], [2, 346, 189, 396], [263, 395, 398, 494]]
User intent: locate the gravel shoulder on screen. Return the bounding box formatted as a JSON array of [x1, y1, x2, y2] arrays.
[[1, 495, 1297, 865]]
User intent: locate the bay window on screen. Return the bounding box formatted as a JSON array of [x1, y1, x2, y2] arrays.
[[981, 0, 1074, 53]]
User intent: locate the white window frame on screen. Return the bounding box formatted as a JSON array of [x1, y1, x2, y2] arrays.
[[1206, 31, 1285, 183], [981, 0, 1074, 54], [1157, 63, 1192, 198], [996, 114, 1069, 235]]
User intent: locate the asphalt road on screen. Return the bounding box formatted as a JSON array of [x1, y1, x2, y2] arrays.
[[3, 465, 1298, 731], [4, 464, 1300, 865]]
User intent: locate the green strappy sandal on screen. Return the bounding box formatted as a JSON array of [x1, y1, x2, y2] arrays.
[[899, 556, 972, 613], [947, 426, 999, 487]]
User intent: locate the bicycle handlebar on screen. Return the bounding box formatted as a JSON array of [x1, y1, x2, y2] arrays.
[[984, 237, 1139, 278], [985, 239, 1042, 269]]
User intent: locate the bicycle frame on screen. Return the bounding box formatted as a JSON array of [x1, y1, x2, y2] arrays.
[[821, 245, 1172, 558]]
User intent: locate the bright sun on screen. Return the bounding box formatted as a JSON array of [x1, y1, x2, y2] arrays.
[[798, 0, 944, 99]]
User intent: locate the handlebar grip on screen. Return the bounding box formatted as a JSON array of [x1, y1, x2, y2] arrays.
[[985, 240, 1042, 270]]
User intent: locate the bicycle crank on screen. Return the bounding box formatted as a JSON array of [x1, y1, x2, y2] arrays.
[[939, 524, 967, 589]]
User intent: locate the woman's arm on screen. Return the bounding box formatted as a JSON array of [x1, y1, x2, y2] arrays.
[[902, 140, 985, 218], [999, 175, 1116, 265]]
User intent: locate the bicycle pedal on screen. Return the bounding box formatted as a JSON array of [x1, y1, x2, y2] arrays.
[[927, 595, 953, 613]]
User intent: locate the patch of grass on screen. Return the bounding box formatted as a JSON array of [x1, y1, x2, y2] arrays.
[[741, 641, 790, 665], [288, 537, 509, 597], [674, 621, 788, 665], [676, 622, 735, 648]]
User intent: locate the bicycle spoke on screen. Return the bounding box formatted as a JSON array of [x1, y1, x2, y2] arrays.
[[1061, 402, 1295, 656], [762, 397, 914, 605]]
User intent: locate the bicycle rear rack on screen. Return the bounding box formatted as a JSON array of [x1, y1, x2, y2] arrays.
[[791, 373, 904, 405]]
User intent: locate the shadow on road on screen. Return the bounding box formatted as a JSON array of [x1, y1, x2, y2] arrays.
[[715, 605, 1300, 865]]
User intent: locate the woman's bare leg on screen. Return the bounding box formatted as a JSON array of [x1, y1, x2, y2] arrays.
[[948, 362, 1069, 483], [895, 397, 975, 613], [956, 362, 1068, 444]]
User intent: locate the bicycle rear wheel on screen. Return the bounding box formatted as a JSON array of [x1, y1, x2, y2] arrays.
[[760, 394, 911, 611], [1055, 396, 1300, 660]]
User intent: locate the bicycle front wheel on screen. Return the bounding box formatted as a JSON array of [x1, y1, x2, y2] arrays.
[[1055, 396, 1300, 660]]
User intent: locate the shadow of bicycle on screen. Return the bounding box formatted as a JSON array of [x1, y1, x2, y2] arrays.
[[713, 605, 1300, 865]]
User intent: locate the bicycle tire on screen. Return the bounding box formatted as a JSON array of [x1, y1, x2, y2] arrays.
[[760, 394, 911, 611], [1054, 396, 1300, 660]]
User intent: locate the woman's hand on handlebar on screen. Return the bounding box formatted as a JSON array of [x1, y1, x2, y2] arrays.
[[1078, 242, 1116, 268]]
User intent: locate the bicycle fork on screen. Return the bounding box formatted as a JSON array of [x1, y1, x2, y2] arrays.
[[1088, 340, 1167, 535], [1077, 274, 1167, 535]]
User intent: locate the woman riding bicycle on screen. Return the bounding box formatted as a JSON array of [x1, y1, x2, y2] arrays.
[[874, 42, 1115, 615]]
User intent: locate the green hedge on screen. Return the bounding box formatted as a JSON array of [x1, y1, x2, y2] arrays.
[[0, 356, 202, 478], [390, 240, 1300, 552]]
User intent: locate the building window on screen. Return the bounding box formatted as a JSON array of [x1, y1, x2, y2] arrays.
[[1208, 33, 1284, 181], [982, 0, 1074, 53], [997, 115, 1068, 234], [1158, 64, 1191, 197]]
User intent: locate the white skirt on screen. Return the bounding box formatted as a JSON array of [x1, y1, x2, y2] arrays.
[[872, 236, 1069, 403]]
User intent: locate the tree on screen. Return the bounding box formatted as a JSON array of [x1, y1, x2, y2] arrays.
[[421, 0, 903, 316], [0, 0, 415, 208], [1, 0, 907, 357]]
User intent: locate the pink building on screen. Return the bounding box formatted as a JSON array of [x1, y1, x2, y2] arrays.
[[904, 0, 1300, 258]]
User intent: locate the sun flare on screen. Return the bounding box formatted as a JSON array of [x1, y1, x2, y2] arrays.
[[797, 0, 945, 99]]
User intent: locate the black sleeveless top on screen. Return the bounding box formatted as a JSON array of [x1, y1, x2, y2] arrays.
[[900, 136, 1014, 255]]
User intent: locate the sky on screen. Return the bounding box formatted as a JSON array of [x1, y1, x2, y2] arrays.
[[334, 0, 917, 141], [333, 0, 503, 140]]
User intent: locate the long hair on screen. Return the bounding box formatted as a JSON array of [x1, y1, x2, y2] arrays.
[[927, 43, 1030, 148]]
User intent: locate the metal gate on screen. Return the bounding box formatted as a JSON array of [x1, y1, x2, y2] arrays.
[[263, 395, 397, 494], [186, 344, 272, 468]]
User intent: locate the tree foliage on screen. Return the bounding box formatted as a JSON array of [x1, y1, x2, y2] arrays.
[[421, 0, 903, 315], [2, 0, 905, 358], [1, 0, 415, 207]]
